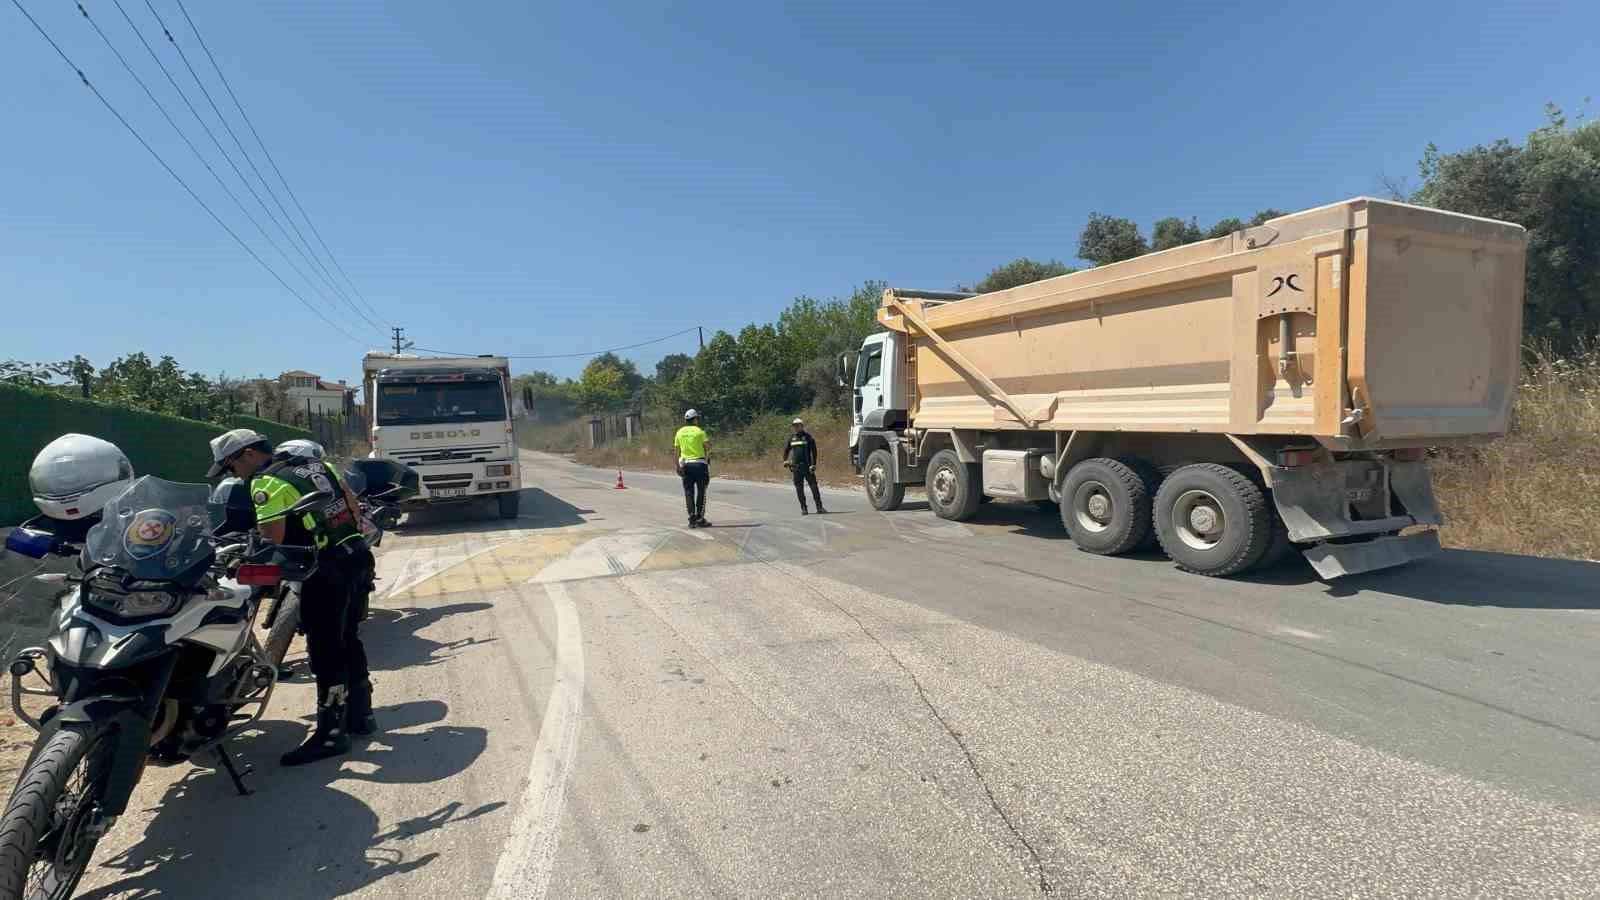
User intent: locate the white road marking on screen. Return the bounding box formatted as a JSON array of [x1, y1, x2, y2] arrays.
[[489, 579, 585, 900], [530, 530, 664, 582], [379, 538, 519, 599], [1277, 626, 1326, 641]]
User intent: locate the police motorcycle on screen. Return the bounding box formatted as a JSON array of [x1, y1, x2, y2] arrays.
[[0, 436, 321, 898]]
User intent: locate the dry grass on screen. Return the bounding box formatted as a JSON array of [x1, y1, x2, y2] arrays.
[[516, 418, 591, 454], [1432, 343, 1600, 560], [574, 409, 859, 488]]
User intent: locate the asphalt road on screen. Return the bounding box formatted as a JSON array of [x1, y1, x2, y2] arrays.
[[68, 450, 1600, 898]]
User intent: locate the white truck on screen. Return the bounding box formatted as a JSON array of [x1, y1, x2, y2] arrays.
[[361, 353, 522, 519]]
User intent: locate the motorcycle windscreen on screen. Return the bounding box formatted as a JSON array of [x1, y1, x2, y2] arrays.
[[84, 476, 215, 580]]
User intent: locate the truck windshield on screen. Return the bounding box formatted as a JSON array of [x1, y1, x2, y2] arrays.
[[377, 381, 507, 426]]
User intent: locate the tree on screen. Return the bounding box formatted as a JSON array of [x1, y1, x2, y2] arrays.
[[1205, 217, 1246, 239], [519, 370, 559, 388], [64, 355, 94, 398], [1150, 217, 1204, 252], [965, 258, 1075, 293], [0, 359, 65, 388], [514, 371, 579, 421], [654, 353, 692, 385], [1411, 104, 1600, 337], [1077, 213, 1148, 266], [1249, 209, 1287, 226], [246, 374, 290, 422], [584, 352, 644, 395]]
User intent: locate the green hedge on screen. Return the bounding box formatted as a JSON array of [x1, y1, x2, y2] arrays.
[[0, 384, 311, 526]]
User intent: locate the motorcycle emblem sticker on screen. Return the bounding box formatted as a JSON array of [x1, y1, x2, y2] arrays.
[[123, 509, 178, 560]]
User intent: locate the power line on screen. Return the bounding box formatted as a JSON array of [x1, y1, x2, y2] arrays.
[[139, 0, 385, 336], [8, 0, 364, 344], [77, 0, 355, 329], [411, 326, 703, 361], [171, 0, 389, 330]]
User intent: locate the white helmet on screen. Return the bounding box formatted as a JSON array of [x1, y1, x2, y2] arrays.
[[683, 408, 699, 421], [275, 438, 326, 461], [29, 434, 136, 521]]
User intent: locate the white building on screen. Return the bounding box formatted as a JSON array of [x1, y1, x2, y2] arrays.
[[280, 370, 352, 417]]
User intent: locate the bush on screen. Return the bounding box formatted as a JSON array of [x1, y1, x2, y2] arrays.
[[1431, 340, 1600, 559], [0, 384, 310, 525]]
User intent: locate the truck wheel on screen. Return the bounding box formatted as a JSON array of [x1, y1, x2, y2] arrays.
[[1122, 458, 1165, 549], [1259, 515, 1297, 568], [1060, 458, 1152, 555], [926, 450, 981, 521], [1153, 463, 1272, 576], [497, 492, 521, 520], [863, 449, 905, 511]]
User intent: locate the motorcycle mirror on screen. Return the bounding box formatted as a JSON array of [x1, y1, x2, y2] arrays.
[[208, 478, 257, 536]]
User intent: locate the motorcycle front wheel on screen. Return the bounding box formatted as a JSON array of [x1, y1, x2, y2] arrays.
[[263, 589, 302, 673], [0, 725, 115, 899]]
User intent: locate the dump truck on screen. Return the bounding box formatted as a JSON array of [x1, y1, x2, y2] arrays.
[[361, 353, 522, 518], [844, 198, 1525, 578]]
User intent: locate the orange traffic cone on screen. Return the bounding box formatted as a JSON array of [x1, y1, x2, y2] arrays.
[[614, 469, 627, 490]]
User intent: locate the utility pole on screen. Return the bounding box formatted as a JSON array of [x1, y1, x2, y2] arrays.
[[697, 326, 704, 351], [391, 326, 410, 354]]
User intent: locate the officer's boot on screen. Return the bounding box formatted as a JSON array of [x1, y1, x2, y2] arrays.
[[281, 685, 353, 767], [349, 678, 378, 737]]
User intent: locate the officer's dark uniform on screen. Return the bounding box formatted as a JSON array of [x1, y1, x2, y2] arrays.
[[252, 457, 373, 764], [783, 429, 825, 513]]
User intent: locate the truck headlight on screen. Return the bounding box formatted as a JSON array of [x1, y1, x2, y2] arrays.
[[485, 464, 512, 477]]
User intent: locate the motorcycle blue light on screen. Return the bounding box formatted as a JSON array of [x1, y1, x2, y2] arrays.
[[4, 528, 57, 559]]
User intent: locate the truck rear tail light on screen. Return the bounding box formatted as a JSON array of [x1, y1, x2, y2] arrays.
[[1277, 449, 1318, 468], [1393, 447, 1427, 462]]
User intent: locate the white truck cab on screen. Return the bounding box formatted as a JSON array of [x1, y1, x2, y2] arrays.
[[362, 353, 522, 519], [846, 331, 906, 473]]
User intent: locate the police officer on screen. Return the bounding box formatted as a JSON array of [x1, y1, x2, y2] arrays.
[[783, 417, 827, 515], [208, 428, 375, 766], [674, 409, 712, 528], [274, 437, 379, 638]]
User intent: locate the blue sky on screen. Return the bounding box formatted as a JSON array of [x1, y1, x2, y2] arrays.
[[3, 1, 1595, 385]]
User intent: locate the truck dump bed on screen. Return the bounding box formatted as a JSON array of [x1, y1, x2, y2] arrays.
[[880, 198, 1525, 448]]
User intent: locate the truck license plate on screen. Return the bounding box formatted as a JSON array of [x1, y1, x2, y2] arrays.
[[433, 488, 466, 498]]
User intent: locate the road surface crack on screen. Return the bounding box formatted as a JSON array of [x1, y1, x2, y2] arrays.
[[759, 559, 1053, 894]]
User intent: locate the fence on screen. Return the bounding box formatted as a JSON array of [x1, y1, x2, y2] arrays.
[[0, 384, 311, 526], [247, 398, 367, 459], [584, 411, 646, 449]]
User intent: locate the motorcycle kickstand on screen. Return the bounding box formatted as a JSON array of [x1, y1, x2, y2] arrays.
[[213, 747, 254, 797]]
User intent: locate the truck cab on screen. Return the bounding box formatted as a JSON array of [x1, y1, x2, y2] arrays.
[[364, 355, 522, 519], [847, 331, 906, 473]]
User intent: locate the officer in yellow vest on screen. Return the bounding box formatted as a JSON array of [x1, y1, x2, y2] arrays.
[[207, 428, 373, 767], [673, 409, 711, 527]]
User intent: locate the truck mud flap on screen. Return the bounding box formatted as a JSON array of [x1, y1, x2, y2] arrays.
[[1387, 461, 1443, 526], [1301, 530, 1441, 579]]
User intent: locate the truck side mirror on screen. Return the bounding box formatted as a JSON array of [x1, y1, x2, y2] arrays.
[[836, 353, 850, 388]]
